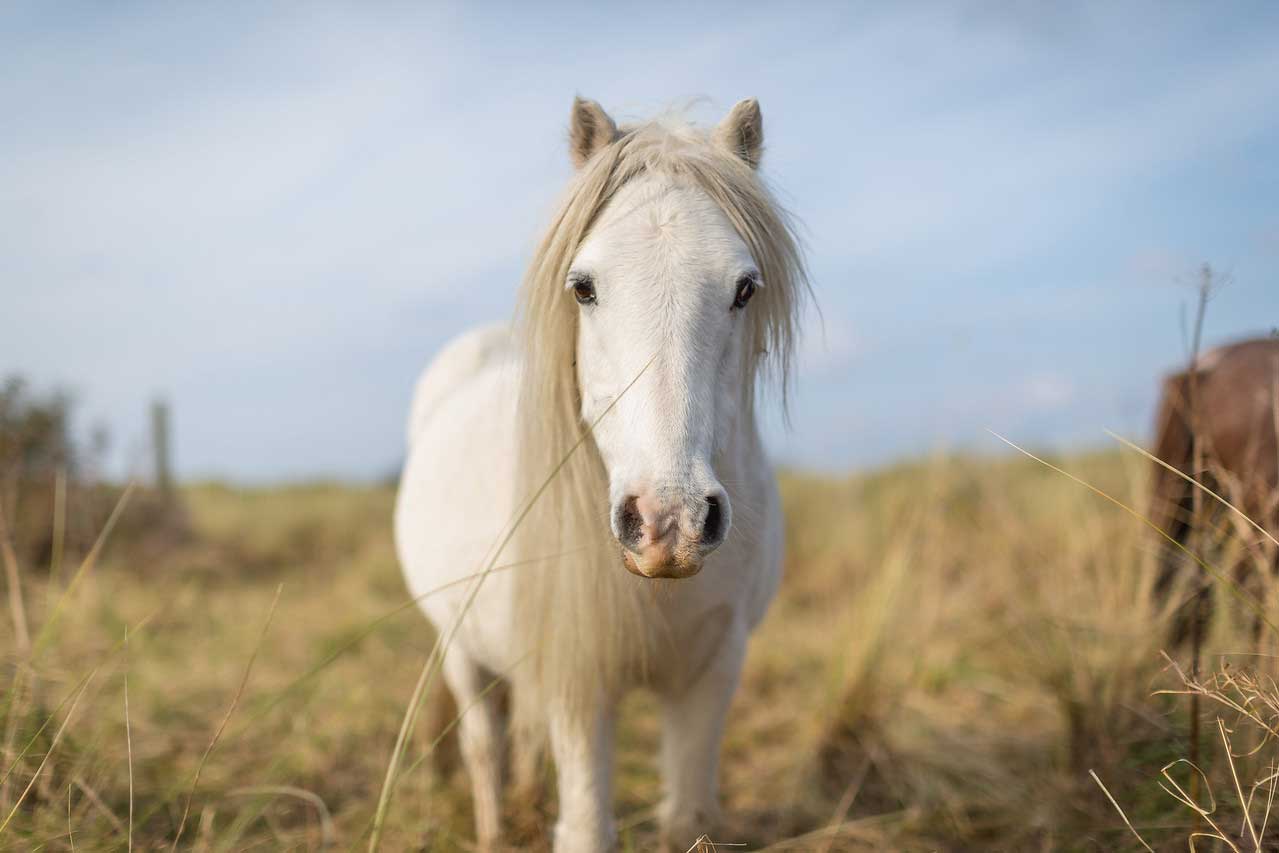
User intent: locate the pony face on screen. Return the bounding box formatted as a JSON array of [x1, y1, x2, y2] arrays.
[[516, 96, 799, 588], [569, 174, 756, 578]]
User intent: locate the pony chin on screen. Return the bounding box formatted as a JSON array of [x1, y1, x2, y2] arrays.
[[621, 548, 704, 580]]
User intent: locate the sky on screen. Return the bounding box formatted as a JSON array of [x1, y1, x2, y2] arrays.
[[3, 2, 1278, 482]]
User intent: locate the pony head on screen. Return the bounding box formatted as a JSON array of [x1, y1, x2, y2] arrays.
[[573, 99, 779, 577], [518, 97, 805, 581], [512, 95, 807, 714]]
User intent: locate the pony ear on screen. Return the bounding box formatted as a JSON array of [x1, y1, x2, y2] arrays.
[[714, 98, 764, 168], [569, 97, 619, 169]]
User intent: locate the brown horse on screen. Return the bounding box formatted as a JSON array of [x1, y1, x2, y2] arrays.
[[1150, 336, 1279, 630]]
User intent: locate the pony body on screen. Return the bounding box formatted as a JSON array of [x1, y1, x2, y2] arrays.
[[395, 97, 806, 852]]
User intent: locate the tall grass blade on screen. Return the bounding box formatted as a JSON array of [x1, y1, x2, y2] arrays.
[[1088, 770, 1154, 852], [1216, 717, 1260, 849], [0, 666, 97, 837], [35, 481, 136, 656], [67, 781, 76, 851], [0, 503, 30, 655], [125, 626, 134, 852], [170, 583, 282, 852], [51, 466, 67, 582]]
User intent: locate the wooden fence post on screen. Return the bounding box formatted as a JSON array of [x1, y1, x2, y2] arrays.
[[151, 399, 173, 504]]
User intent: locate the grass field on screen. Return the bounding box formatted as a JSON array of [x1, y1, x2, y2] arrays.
[[3, 449, 1278, 851]]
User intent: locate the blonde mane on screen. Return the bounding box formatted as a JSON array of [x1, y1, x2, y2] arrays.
[[510, 115, 808, 726]]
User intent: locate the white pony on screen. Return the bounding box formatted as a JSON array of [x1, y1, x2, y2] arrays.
[[395, 97, 807, 852]]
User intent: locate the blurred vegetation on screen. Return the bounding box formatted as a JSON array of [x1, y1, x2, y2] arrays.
[[0, 376, 188, 575], [1, 376, 84, 570], [3, 443, 1279, 850]]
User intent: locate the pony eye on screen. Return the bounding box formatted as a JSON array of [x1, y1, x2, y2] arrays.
[[732, 275, 757, 310], [571, 276, 597, 305]]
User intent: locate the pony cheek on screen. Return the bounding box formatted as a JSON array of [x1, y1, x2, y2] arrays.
[[587, 419, 626, 475], [575, 356, 614, 425], [710, 340, 744, 453], [580, 394, 614, 434], [574, 336, 604, 417]]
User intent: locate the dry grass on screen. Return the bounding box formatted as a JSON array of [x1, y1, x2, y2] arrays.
[[2, 452, 1279, 851]]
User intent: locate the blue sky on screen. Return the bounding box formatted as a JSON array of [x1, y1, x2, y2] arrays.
[[3, 2, 1278, 482]]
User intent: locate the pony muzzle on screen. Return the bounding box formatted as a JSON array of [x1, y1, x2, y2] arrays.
[[613, 488, 730, 579]]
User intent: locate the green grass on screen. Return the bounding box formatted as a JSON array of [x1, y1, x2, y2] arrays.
[[2, 452, 1277, 850]]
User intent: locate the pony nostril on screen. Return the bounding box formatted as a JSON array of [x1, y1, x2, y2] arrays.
[[615, 495, 644, 550], [702, 494, 724, 545]]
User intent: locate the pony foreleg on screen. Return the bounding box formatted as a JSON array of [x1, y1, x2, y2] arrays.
[[549, 705, 617, 853], [657, 630, 746, 852], [441, 650, 505, 850]]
